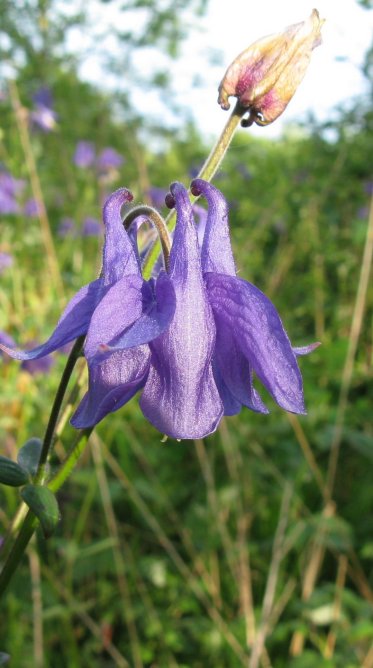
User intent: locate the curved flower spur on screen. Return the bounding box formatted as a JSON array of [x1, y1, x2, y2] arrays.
[[0, 188, 175, 365]]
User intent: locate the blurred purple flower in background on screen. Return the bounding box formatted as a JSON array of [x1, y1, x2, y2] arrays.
[[357, 206, 369, 220], [0, 252, 13, 274], [364, 180, 373, 196], [33, 88, 53, 108], [24, 198, 39, 217], [57, 217, 76, 238], [81, 217, 102, 237], [97, 148, 124, 172], [74, 141, 96, 169], [30, 88, 57, 132], [188, 164, 203, 179], [236, 163, 252, 180], [30, 86, 57, 132], [0, 171, 25, 197], [0, 171, 25, 214], [146, 186, 168, 209]]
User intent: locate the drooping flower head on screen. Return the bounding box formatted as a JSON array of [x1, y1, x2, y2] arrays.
[[218, 9, 324, 126], [72, 180, 315, 439], [1, 180, 316, 440]]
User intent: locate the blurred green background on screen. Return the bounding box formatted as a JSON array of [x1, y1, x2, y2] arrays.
[[0, 1, 372, 666]]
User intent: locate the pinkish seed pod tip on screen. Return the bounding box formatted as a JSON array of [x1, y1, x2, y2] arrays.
[[218, 9, 325, 126]]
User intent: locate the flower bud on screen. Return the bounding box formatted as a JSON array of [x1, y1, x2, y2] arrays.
[[218, 9, 324, 126]]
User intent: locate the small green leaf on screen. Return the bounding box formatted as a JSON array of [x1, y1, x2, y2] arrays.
[[17, 438, 42, 477], [0, 456, 29, 487], [21, 485, 60, 538]]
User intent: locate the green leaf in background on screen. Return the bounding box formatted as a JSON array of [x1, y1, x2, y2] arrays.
[[21, 485, 60, 538], [0, 456, 29, 487], [17, 437, 43, 477]]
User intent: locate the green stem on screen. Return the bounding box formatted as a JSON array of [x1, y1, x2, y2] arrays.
[[197, 101, 245, 183], [35, 335, 85, 483], [0, 428, 93, 597], [48, 428, 93, 493], [142, 101, 244, 279], [0, 336, 85, 597], [0, 511, 38, 596]]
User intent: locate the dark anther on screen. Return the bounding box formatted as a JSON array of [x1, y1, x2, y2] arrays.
[[190, 182, 201, 197], [165, 193, 176, 209]]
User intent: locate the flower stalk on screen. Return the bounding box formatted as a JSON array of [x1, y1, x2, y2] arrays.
[[142, 101, 245, 278]]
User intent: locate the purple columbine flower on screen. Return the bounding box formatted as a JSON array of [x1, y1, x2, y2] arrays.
[[71, 180, 315, 438], [0, 252, 13, 274], [81, 217, 102, 237], [74, 141, 96, 169], [0, 189, 174, 364], [96, 148, 124, 172]]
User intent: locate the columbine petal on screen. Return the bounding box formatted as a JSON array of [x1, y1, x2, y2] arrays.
[[85, 272, 175, 364], [0, 279, 102, 360], [205, 272, 305, 414], [71, 347, 150, 428], [140, 182, 223, 439]]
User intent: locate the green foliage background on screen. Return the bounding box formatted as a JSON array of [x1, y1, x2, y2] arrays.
[[0, 1, 372, 666]]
